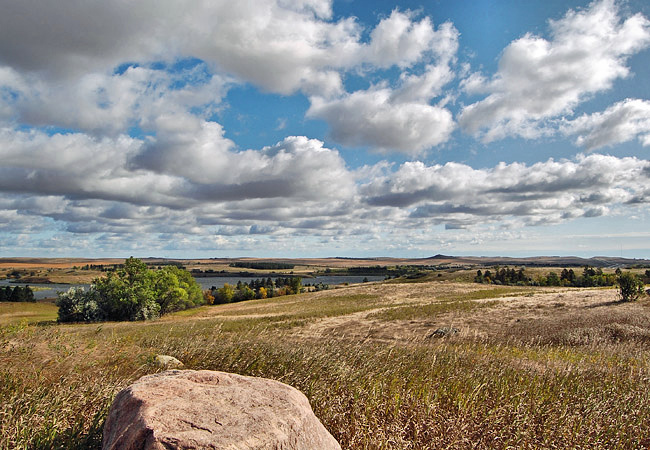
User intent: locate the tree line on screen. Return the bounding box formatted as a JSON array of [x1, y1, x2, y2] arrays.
[[206, 277, 311, 304], [0, 285, 35, 302], [474, 266, 624, 287], [229, 262, 295, 270], [57, 257, 204, 322]]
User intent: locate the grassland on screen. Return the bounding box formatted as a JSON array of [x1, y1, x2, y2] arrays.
[[2, 278, 650, 449]]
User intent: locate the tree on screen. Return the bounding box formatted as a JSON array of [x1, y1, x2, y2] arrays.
[[617, 272, 645, 302], [234, 285, 256, 301], [93, 258, 158, 321], [215, 283, 235, 304], [57, 257, 204, 322], [474, 270, 484, 283], [289, 277, 302, 295], [203, 289, 215, 305], [153, 266, 203, 314], [546, 271, 560, 286]]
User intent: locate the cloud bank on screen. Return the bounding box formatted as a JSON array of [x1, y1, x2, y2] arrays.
[[0, 0, 648, 255]]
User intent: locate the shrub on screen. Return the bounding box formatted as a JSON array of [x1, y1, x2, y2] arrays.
[[617, 272, 645, 302], [56, 287, 105, 322]]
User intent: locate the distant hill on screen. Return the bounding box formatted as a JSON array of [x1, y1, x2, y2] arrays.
[[422, 255, 650, 268]]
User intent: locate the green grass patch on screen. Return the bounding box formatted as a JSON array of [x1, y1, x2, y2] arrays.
[[0, 302, 58, 326]]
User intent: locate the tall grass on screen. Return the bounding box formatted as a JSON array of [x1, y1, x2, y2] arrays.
[[2, 283, 650, 449]]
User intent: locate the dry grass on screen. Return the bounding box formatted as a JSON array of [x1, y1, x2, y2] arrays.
[[1, 280, 650, 449]]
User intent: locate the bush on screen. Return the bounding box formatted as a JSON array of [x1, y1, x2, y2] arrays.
[[56, 287, 105, 322], [617, 272, 645, 302]]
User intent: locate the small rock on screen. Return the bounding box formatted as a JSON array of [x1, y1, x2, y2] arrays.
[[427, 327, 460, 338], [102, 369, 341, 450], [154, 354, 184, 369]]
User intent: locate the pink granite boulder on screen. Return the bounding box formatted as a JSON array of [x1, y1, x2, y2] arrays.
[[102, 369, 341, 450]]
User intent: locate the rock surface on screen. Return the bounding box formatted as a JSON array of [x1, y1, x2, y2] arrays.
[[428, 327, 460, 338], [102, 369, 341, 450], [154, 354, 184, 369]]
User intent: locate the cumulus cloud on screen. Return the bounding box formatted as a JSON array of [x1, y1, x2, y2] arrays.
[[0, 62, 230, 136], [362, 154, 650, 228], [361, 9, 437, 68], [0, 125, 357, 229], [459, 0, 650, 142], [563, 98, 650, 150], [308, 87, 455, 155], [308, 20, 459, 154], [1, 124, 648, 253], [0, 0, 648, 256], [2, 120, 647, 247], [0, 0, 455, 98]]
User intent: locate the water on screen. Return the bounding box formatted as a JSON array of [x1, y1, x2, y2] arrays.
[[0, 275, 385, 300], [0, 279, 87, 300]]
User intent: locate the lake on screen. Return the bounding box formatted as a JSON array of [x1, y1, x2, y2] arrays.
[[0, 275, 385, 300]]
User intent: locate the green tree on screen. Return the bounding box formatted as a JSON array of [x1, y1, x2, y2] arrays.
[[289, 277, 302, 295], [617, 272, 645, 302], [9, 286, 29, 302], [215, 283, 235, 304], [94, 257, 158, 320], [234, 284, 256, 301], [546, 271, 560, 286], [153, 266, 203, 314], [57, 257, 204, 322]]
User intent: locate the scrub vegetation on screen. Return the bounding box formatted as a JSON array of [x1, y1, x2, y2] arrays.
[[1, 272, 649, 449]]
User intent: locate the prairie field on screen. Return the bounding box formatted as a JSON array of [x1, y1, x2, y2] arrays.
[[2, 278, 650, 449]]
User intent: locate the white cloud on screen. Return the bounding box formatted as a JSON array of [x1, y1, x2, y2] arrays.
[[361, 9, 437, 69], [308, 87, 455, 155], [0, 0, 649, 256], [3, 120, 647, 244], [459, 0, 650, 142], [0, 125, 357, 226], [362, 154, 650, 228], [0, 1, 456, 98], [563, 98, 650, 150], [307, 20, 459, 154], [0, 63, 230, 136]]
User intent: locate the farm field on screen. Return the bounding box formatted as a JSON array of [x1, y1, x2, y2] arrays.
[[2, 277, 650, 449]]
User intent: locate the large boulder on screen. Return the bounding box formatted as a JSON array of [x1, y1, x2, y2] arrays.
[[102, 370, 341, 450]]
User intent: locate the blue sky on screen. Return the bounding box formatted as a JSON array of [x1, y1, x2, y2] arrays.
[[0, 0, 649, 258]]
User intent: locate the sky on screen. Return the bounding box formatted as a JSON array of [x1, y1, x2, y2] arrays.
[[1, 0, 649, 259]]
